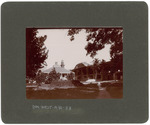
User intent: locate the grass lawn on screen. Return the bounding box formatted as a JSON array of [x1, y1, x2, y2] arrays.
[[26, 80, 123, 99]]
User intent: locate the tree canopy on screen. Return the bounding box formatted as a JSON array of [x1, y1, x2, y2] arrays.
[[68, 28, 123, 71], [26, 28, 49, 78]]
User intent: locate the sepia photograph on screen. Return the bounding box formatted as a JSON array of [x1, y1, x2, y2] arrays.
[[26, 28, 123, 99], [1, 1, 148, 123]]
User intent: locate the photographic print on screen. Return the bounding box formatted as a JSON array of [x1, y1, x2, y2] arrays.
[[26, 28, 123, 99], [2, 1, 148, 123]]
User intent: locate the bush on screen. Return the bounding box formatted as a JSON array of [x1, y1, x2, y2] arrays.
[[72, 80, 84, 87], [67, 72, 74, 80], [35, 70, 47, 85], [45, 68, 60, 84]]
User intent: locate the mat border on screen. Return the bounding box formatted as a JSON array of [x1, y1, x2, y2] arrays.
[[1, 2, 148, 123]]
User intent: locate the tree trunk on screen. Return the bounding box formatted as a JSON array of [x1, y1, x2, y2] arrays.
[[95, 70, 97, 80]]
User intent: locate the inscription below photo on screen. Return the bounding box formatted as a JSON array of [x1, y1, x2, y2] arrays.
[[26, 28, 123, 99]]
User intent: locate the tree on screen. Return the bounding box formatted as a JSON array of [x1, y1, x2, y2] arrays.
[[26, 28, 49, 78], [68, 28, 123, 71], [67, 72, 74, 80], [68, 28, 122, 58], [45, 68, 60, 84], [92, 58, 100, 80], [35, 70, 47, 85]]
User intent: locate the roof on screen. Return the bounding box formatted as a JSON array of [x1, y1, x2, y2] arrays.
[[73, 62, 90, 70], [82, 62, 89, 66], [43, 66, 71, 74]]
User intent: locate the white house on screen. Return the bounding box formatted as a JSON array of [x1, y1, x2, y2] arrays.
[[43, 60, 71, 80]]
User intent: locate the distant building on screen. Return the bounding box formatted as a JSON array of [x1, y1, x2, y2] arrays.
[[43, 60, 71, 79], [72, 62, 101, 81], [72, 62, 123, 81]]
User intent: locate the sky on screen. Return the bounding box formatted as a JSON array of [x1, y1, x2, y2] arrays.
[[37, 29, 111, 70]]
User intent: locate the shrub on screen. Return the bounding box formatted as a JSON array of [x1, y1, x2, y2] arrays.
[[45, 68, 60, 84], [72, 80, 84, 87], [67, 72, 74, 80]]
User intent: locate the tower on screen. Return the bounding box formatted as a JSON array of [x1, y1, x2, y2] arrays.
[[61, 60, 65, 68], [54, 62, 59, 67]]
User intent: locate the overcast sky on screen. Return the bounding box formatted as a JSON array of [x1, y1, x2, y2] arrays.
[[37, 29, 111, 70]]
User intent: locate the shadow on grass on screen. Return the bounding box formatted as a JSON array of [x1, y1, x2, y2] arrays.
[[26, 87, 99, 99], [26, 80, 123, 99], [105, 81, 123, 98]]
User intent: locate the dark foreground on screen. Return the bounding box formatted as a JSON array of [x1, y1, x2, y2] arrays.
[[26, 81, 123, 99]]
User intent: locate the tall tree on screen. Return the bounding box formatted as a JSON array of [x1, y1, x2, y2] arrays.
[[93, 58, 100, 80], [26, 28, 48, 78], [68, 28, 123, 71]]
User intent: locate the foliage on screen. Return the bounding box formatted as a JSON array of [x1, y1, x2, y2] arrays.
[[93, 58, 100, 70], [68, 28, 123, 71], [68, 28, 123, 58], [67, 72, 74, 80], [92, 58, 100, 79], [45, 68, 61, 84], [99, 60, 112, 73], [26, 28, 49, 78], [34, 70, 46, 85]]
